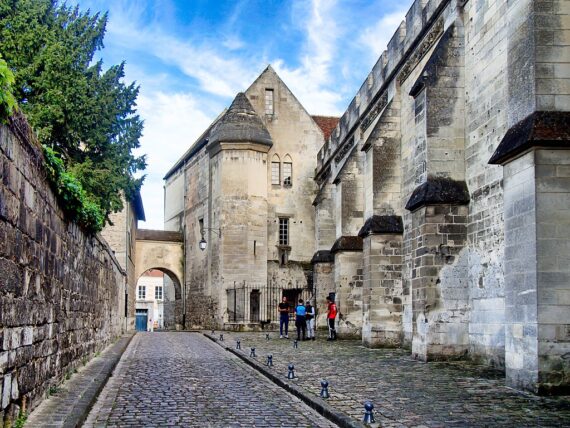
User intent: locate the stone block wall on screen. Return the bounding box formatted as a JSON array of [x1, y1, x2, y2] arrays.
[[0, 122, 125, 423]]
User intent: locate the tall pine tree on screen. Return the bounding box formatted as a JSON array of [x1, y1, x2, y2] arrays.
[[0, 0, 146, 225]]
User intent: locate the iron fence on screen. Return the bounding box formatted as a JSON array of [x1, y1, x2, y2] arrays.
[[226, 280, 315, 324]]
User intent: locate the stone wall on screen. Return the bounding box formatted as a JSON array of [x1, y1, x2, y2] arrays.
[[312, 0, 570, 393], [0, 122, 126, 423]]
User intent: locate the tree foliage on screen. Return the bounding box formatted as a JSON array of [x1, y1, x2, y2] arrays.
[[0, 0, 146, 230], [0, 53, 16, 121]]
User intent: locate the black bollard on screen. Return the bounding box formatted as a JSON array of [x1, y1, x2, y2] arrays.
[[363, 402, 375, 424], [211, 329, 215, 335], [287, 363, 295, 379], [293, 339, 298, 349], [266, 354, 273, 367], [320, 380, 330, 399], [236, 339, 241, 350], [219, 334, 224, 341], [250, 347, 256, 358], [266, 333, 270, 341]]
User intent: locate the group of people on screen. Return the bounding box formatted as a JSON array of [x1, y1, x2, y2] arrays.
[[278, 295, 337, 342]]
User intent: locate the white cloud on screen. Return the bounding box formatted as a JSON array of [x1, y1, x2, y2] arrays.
[[106, 5, 258, 98], [358, 8, 407, 63], [135, 90, 215, 229], [272, 0, 344, 115]]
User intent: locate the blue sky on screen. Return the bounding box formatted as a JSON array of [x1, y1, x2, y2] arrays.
[[71, 0, 410, 229]]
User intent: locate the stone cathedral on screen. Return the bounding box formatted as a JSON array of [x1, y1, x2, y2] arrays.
[[165, 0, 570, 394]]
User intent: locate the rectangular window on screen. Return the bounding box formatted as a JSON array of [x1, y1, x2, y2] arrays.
[[138, 285, 146, 300], [155, 286, 163, 300], [283, 162, 292, 186], [265, 89, 274, 115], [279, 217, 289, 246], [271, 162, 280, 185]]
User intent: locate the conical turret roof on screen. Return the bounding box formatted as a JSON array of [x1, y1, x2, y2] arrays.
[[209, 93, 272, 147]]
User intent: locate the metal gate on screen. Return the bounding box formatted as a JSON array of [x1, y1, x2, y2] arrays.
[[226, 281, 314, 324]]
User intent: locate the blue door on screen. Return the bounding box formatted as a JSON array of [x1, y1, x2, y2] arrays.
[[135, 309, 148, 331]]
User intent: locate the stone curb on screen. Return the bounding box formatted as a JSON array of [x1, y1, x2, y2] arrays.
[[204, 333, 366, 428], [26, 333, 135, 428]]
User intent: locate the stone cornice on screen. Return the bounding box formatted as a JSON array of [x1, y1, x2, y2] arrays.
[[330, 236, 364, 254], [489, 111, 570, 165], [405, 177, 470, 212], [358, 215, 403, 238]]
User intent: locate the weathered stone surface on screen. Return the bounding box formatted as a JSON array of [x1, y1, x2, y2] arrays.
[[357, 215, 403, 238], [489, 111, 570, 165], [405, 177, 470, 212], [0, 122, 126, 423]]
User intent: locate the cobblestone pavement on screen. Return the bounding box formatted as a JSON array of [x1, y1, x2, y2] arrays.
[[25, 334, 133, 428], [83, 332, 337, 427], [213, 331, 570, 428]]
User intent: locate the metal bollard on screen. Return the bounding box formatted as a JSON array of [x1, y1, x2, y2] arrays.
[[363, 402, 375, 424], [293, 339, 298, 349], [250, 347, 256, 357], [266, 333, 270, 341], [219, 334, 224, 341], [266, 354, 273, 367], [236, 339, 241, 350], [320, 380, 330, 399], [287, 363, 295, 379]]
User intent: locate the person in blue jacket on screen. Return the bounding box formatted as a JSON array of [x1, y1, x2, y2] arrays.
[[295, 299, 307, 341]]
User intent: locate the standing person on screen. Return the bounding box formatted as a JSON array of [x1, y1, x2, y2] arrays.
[[305, 300, 315, 340], [278, 296, 290, 339], [326, 296, 337, 341], [295, 299, 307, 341]]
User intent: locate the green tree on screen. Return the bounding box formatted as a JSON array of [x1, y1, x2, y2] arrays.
[[0, 0, 146, 228]]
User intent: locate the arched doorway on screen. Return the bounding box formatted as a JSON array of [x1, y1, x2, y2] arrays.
[[135, 267, 183, 331]]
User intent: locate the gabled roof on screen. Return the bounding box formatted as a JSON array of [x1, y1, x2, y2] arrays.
[[312, 116, 340, 141]]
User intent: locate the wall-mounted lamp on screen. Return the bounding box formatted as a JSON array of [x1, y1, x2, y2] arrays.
[[199, 227, 221, 251]]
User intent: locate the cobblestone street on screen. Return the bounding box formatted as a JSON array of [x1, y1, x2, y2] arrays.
[[83, 332, 336, 427], [212, 331, 570, 428]]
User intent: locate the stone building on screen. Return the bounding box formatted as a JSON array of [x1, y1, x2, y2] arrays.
[[135, 269, 165, 330], [100, 193, 145, 331], [312, 0, 570, 394], [164, 66, 335, 329]]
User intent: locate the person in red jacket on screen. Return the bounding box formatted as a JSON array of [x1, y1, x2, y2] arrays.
[[326, 296, 337, 341]]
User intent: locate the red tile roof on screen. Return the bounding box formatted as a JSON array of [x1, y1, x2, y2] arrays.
[[312, 116, 340, 141]]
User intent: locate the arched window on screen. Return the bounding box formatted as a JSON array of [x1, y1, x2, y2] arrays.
[[283, 154, 292, 186], [271, 154, 281, 185]]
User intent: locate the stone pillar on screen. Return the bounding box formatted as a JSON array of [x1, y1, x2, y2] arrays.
[[330, 236, 363, 338], [490, 111, 570, 393], [311, 251, 335, 330], [359, 216, 403, 347]]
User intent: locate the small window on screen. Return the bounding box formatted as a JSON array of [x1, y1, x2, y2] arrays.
[[155, 286, 163, 300], [138, 285, 146, 300], [283, 162, 292, 186], [265, 89, 274, 115], [271, 162, 280, 185], [279, 217, 289, 246]]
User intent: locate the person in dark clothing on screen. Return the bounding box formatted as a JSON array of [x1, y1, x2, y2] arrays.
[[295, 299, 307, 341], [278, 296, 290, 338]]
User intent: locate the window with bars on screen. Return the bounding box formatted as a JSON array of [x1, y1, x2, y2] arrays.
[[279, 217, 289, 246], [138, 285, 146, 300], [155, 286, 163, 300], [271, 162, 280, 185], [283, 162, 292, 186], [265, 89, 274, 115]]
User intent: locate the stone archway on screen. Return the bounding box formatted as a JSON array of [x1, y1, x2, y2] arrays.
[[135, 229, 185, 329]]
